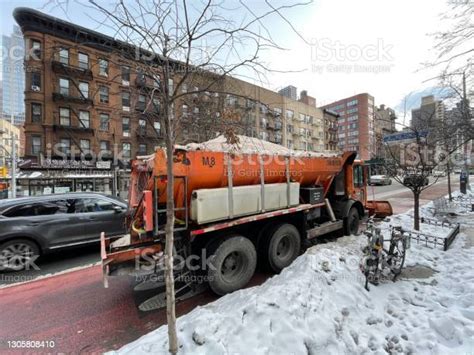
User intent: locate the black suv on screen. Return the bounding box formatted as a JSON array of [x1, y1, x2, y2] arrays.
[[0, 193, 127, 270]]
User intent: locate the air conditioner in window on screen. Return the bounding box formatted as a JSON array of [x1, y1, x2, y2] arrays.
[[31, 85, 40, 92]]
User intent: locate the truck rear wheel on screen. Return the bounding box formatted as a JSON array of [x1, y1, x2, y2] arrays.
[[207, 235, 257, 296], [261, 223, 301, 273], [344, 207, 360, 236]]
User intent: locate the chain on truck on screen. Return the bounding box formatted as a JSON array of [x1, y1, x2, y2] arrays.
[[100, 143, 392, 310]]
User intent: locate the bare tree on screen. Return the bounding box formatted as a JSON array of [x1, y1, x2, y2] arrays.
[[72, 1, 310, 353], [382, 93, 445, 230]]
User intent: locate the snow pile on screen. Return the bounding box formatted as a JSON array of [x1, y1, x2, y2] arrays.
[[113, 216, 474, 354], [180, 135, 340, 157]]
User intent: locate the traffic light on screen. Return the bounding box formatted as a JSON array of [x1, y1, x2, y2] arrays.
[[0, 166, 7, 178]]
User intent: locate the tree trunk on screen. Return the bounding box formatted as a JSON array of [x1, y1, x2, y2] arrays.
[[447, 161, 452, 201], [164, 111, 178, 354], [413, 191, 420, 231]]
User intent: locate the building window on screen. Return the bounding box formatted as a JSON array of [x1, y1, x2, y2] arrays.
[[31, 72, 41, 89], [153, 121, 161, 135], [138, 144, 147, 155], [121, 66, 130, 83], [79, 111, 90, 128], [122, 92, 130, 109], [122, 117, 130, 137], [80, 139, 90, 152], [153, 74, 160, 88], [100, 141, 109, 152], [59, 48, 69, 64], [31, 136, 41, 154], [137, 94, 146, 111], [152, 98, 160, 112], [138, 119, 146, 134], [122, 143, 131, 159], [31, 40, 41, 59], [99, 86, 109, 103], [79, 81, 89, 98], [99, 59, 108, 76], [286, 109, 294, 120], [59, 107, 70, 126], [78, 52, 89, 69], [168, 78, 174, 95], [59, 138, 71, 154], [59, 78, 69, 95], [99, 114, 109, 131], [31, 103, 42, 123]]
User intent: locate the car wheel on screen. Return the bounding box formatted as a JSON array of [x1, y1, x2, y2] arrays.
[[0, 239, 40, 271], [207, 235, 257, 296], [388, 180, 392, 185], [261, 223, 301, 273], [344, 207, 360, 236]]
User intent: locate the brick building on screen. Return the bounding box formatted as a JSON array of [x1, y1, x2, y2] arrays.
[[14, 7, 335, 171], [321, 93, 375, 160]]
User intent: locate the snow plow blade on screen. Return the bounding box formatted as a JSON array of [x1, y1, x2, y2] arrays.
[[366, 200, 393, 218]]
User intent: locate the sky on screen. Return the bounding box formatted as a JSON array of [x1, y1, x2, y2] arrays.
[[0, 0, 457, 119]]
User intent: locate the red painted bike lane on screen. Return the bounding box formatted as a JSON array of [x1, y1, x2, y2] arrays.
[[0, 265, 218, 353]]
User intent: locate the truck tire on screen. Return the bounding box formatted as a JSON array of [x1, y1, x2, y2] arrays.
[[0, 239, 40, 271], [344, 207, 360, 236], [207, 235, 257, 296], [261, 223, 301, 273]]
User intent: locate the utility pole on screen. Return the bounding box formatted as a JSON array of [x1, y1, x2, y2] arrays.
[[10, 113, 17, 198], [461, 71, 471, 190]]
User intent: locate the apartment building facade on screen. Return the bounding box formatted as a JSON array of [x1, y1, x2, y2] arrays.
[[228, 78, 327, 151], [374, 104, 397, 158], [0, 118, 21, 168], [15, 7, 334, 172], [321, 93, 375, 160]]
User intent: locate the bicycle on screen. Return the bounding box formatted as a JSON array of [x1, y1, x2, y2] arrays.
[[360, 217, 409, 291]]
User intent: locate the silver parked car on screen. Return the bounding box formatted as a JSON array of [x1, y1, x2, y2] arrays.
[[369, 175, 392, 186], [0, 193, 127, 270]]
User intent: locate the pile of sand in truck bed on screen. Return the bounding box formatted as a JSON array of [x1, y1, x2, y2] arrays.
[[180, 135, 340, 157]]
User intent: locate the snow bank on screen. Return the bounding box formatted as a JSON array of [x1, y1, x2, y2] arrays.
[[113, 208, 474, 354], [179, 135, 340, 157]]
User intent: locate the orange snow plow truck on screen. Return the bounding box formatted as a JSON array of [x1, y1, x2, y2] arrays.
[[101, 139, 392, 310]]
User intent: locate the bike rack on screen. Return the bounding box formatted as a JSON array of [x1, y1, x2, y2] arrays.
[[400, 218, 460, 251]]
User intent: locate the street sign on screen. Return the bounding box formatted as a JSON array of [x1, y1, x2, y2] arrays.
[[383, 131, 429, 145]]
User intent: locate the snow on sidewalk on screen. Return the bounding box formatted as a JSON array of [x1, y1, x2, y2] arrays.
[[113, 229, 474, 354]]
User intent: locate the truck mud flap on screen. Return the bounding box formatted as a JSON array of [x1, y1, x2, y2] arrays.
[[100, 232, 163, 287]]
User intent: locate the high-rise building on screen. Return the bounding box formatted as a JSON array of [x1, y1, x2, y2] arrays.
[[321, 93, 375, 160], [278, 85, 297, 101], [1, 26, 25, 125], [0, 80, 3, 114], [411, 95, 445, 131]]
